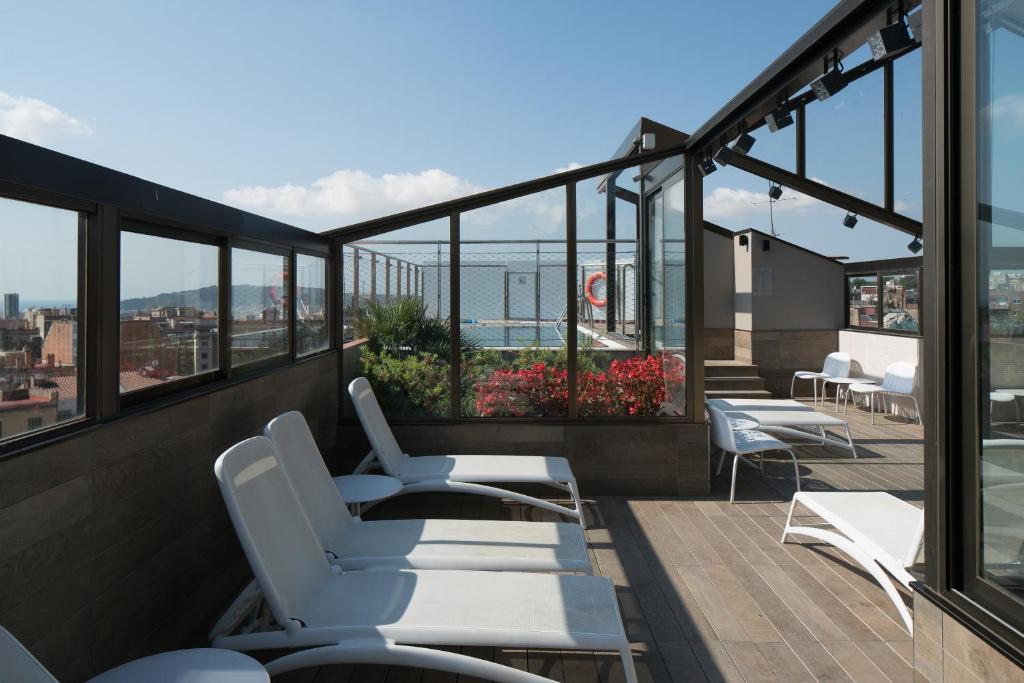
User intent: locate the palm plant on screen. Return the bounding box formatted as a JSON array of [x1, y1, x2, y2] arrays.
[[352, 297, 477, 358]]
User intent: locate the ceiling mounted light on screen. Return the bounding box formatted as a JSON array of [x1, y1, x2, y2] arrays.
[[764, 107, 794, 133], [908, 12, 923, 43], [810, 67, 847, 101], [869, 19, 915, 60], [732, 132, 756, 156], [713, 145, 735, 166], [843, 212, 858, 229], [768, 184, 783, 200], [908, 236, 923, 254], [698, 156, 717, 177]]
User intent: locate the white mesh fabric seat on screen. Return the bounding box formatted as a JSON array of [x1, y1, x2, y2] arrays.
[[791, 352, 850, 403], [263, 411, 590, 573], [707, 405, 800, 503], [845, 361, 921, 424], [212, 437, 637, 683], [781, 491, 923, 634], [0, 626, 268, 683], [348, 377, 585, 526]]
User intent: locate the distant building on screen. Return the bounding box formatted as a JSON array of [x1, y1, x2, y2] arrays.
[[0, 383, 58, 440], [3, 293, 18, 320], [40, 320, 77, 367]]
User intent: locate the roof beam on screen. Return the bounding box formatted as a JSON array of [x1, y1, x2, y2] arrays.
[[728, 152, 923, 237]]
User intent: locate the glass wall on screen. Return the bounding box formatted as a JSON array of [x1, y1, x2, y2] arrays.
[[0, 197, 83, 441], [847, 275, 880, 328], [295, 253, 328, 356], [460, 188, 569, 417], [231, 247, 290, 366], [343, 219, 450, 418], [976, 1, 1024, 604], [881, 271, 920, 332], [119, 231, 219, 392]]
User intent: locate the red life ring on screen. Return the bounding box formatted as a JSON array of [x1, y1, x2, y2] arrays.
[[585, 271, 607, 308], [268, 270, 289, 305]]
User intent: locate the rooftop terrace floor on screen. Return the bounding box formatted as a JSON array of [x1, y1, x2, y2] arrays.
[[277, 400, 924, 682]]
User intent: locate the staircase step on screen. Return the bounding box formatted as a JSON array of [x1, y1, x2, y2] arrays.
[[705, 361, 760, 378], [704, 376, 768, 392], [704, 389, 774, 400]]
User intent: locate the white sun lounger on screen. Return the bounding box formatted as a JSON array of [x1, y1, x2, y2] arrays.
[[264, 411, 591, 573], [1, 625, 268, 683], [212, 436, 637, 683], [781, 491, 923, 634], [706, 398, 858, 457], [349, 377, 585, 526]]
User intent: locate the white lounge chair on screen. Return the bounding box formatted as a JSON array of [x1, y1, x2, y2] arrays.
[[791, 352, 850, 403], [264, 411, 592, 573], [781, 491, 923, 634], [845, 361, 921, 425], [212, 437, 637, 683], [348, 377, 585, 526], [0, 625, 268, 683], [707, 404, 800, 503]]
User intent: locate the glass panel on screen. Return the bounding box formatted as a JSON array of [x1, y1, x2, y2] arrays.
[[459, 188, 568, 417], [231, 248, 289, 366], [119, 232, 219, 391], [343, 218, 450, 418], [847, 275, 879, 328], [977, 2, 1024, 600], [0, 197, 82, 441], [295, 253, 328, 356], [881, 272, 920, 332], [575, 160, 686, 417]]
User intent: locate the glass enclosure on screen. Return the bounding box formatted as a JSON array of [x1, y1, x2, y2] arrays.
[[295, 253, 328, 356], [231, 247, 290, 366], [976, 0, 1024, 604]]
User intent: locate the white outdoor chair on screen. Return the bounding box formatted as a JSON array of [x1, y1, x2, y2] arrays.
[[348, 377, 585, 527], [707, 405, 800, 503], [0, 625, 268, 683], [791, 352, 850, 403], [781, 491, 924, 634], [844, 361, 921, 425], [990, 391, 1018, 422], [212, 436, 637, 683], [263, 411, 591, 573]]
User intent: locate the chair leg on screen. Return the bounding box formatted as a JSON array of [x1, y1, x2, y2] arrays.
[[781, 494, 801, 543], [785, 449, 800, 492], [813, 378, 818, 405], [790, 375, 797, 399], [568, 478, 587, 530], [844, 424, 857, 458], [716, 449, 727, 475], [843, 388, 851, 415], [759, 451, 765, 477], [870, 393, 875, 425], [911, 396, 922, 425], [619, 643, 639, 683], [730, 454, 740, 503]]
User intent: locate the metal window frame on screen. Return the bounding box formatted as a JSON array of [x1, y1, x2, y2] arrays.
[[843, 266, 923, 337], [227, 241, 294, 377], [294, 250, 332, 359]]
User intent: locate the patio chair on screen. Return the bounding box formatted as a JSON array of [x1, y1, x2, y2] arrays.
[[212, 436, 637, 683], [264, 411, 592, 573], [844, 361, 921, 425], [707, 404, 800, 503], [348, 377, 585, 526], [0, 625, 268, 683], [781, 491, 924, 634], [791, 352, 850, 403]]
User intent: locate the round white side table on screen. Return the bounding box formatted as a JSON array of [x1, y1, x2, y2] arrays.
[[334, 474, 403, 516]]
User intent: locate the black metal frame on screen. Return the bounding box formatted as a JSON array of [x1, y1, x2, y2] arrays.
[[0, 134, 334, 459], [843, 259, 924, 337]]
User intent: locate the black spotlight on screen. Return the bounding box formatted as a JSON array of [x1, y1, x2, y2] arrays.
[[732, 132, 756, 156], [713, 145, 735, 166], [768, 184, 783, 200], [908, 236, 923, 254], [738, 234, 749, 247], [764, 107, 794, 133], [810, 68, 847, 101], [869, 20, 914, 60], [843, 212, 858, 229], [698, 156, 717, 177]]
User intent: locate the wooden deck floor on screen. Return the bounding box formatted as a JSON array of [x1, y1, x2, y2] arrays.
[[279, 399, 924, 682]]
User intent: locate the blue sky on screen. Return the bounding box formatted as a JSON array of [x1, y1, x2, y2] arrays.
[[0, 0, 928, 299]]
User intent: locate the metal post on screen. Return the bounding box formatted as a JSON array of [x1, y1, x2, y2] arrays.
[[396, 261, 402, 299], [504, 270, 510, 320], [436, 242, 442, 316], [884, 59, 895, 212], [406, 262, 411, 296], [566, 184, 578, 418], [796, 103, 806, 177], [385, 257, 391, 303], [449, 215, 461, 418], [370, 253, 377, 302], [535, 241, 541, 335], [352, 246, 360, 306], [605, 176, 617, 332]]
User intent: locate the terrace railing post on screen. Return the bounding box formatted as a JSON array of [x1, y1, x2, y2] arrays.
[[396, 262, 402, 299], [535, 241, 541, 333], [352, 246, 360, 306], [406, 262, 411, 298], [605, 181, 617, 333], [370, 253, 377, 303], [385, 257, 391, 303], [566, 184, 578, 418], [449, 214, 461, 418]]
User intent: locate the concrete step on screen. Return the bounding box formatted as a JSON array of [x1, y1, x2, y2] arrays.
[[705, 376, 768, 392], [704, 360, 760, 378], [704, 388, 774, 400]]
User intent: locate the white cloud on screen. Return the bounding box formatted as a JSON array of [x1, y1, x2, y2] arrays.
[[551, 161, 584, 174], [989, 93, 1024, 137], [703, 182, 827, 222], [224, 168, 485, 225], [0, 90, 91, 144]]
